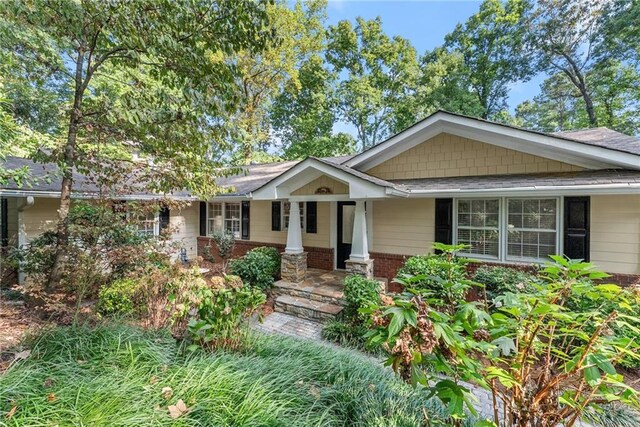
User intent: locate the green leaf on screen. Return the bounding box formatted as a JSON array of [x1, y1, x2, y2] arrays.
[[388, 313, 405, 338]]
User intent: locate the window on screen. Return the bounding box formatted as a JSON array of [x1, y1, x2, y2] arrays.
[[507, 199, 557, 261], [225, 202, 241, 238], [454, 197, 559, 263], [137, 211, 158, 237], [207, 201, 242, 238], [208, 202, 223, 234], [456, 199, 500, 258], [282, 201, 305, 230]]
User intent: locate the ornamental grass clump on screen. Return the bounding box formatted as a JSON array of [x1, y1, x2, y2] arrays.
[[365, 244, 640, 427], [0, 324, 473, 426]]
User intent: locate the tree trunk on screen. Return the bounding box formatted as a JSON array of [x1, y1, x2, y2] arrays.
[[47, 50, 85, 289], [577, 83, 598, 127]]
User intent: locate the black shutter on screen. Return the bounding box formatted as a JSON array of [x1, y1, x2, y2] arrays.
[[199, 201, 207, 236], [306, 201, 317, 234], [434, 198, 453, 250], [271, 201, 281, 231], [564, 196, 590, 261], [1, 198, 7, 247], [159, 205, 170, 233], [241, 201, 250, 240]]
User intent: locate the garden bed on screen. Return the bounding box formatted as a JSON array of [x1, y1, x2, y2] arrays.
[[0, 324, 466, 426]]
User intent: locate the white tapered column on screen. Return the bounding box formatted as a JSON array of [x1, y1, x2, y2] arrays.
[[285, 201, 303, 254], [349, 200, 369, 261]]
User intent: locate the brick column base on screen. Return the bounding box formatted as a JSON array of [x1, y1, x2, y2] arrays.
[[281, 252, 307, 283], [345, 258, 374, 279]]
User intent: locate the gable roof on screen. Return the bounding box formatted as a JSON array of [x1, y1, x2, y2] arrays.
[[250, 156, 407, 200], [0, 156, 196, 200], [555, 128, 640, 156], [344, 110, 640, 171]]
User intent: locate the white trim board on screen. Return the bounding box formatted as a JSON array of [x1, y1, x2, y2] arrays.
[[345, 111, 640, 171]]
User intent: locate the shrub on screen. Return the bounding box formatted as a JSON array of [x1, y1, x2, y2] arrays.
[[472, 265, 538, 302], [204, 232, 235, 273], [230, 248, 279, 290], [97, 278, 139, 316], [365, 253, 640, 426], [343, 274, 381, 320], [135, 264, 209, 333], [247, 246, 280, 276], [395, 243, 471, 312], [185, 283, 266, 351]]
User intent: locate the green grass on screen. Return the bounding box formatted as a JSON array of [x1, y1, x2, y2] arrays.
[[0, 324, 470, 426]]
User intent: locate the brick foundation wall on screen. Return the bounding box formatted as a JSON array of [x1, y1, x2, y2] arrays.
[[370, 252, 410, 292], [197, 237, 334, 271], [197, 238, 640, 289]]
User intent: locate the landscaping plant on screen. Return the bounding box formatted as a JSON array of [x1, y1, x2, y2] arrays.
[[230, 247, 280, 291], [395, 244, 471, 313], [322, 274, 382, 350], [365, 244, 640, 427], [472, 265, 538, 305], [0, 324, 473, 426], [97, 278, 139, 316], [184, 282, 265, 351], [203, 232, 236, 273]]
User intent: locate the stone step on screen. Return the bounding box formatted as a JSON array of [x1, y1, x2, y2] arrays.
[[274, 294, 343, 321], [273, 280, 346, 306]]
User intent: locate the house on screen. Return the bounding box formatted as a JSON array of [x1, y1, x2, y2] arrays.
[[2, 111, 640, 291]]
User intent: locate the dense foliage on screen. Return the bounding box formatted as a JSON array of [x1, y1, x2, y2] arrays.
[[203, 232, 236, 273], [230, 247, 281, 291], [364, 247, 640, 427], [472, 265, 538, 303], [0, 324, 473, 426], [395, 245, 470, 312], [97, 278, 139, 316]]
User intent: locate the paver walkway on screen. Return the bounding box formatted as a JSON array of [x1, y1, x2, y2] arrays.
[[252, 311, 323, 341]]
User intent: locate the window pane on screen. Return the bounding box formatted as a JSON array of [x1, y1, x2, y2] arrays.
[[506, 198, 557, 261], [208, 202, 223, 234], [282, 202, 304, 230], [457, 199, 500, 258]]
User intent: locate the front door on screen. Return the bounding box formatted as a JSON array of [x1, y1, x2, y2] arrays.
[[337, 201, 356, 269]]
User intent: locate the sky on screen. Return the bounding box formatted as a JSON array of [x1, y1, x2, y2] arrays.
[[324, 0, 546, 113]]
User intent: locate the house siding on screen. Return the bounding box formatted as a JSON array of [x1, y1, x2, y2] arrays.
[[291, 175, 348, 196], [366, 133, 583, 180], [591, 195, 640, 275], [169, 202, 199, 258], [5, 197, 19, 247], [249, 200, 331, 248], [17, 197, 199, 258], [21, 197, 59, 244], [371, 198, 435, 256]]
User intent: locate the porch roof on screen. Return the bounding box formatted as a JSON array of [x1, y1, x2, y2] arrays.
[[392, 169, 640, 197], [250, 157, 408, 200]]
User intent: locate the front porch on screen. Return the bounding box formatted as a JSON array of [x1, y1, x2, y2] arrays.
[[273, 268, 347, 321]]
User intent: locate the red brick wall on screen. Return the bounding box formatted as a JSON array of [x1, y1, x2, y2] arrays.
[[197, 237, 334, 270], [370, 252, 410, 292], [197, 238, 640, 289]]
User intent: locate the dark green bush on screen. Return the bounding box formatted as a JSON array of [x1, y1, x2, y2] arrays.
[[396, 250, 467, 304], [343, 274, 381, 320], [472, 265, 538, 302], [247, 246, 280, 276], [230, 247, 279, 290], [97, 278, 139, 316]]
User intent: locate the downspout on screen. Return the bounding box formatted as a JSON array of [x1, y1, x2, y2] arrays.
[[16, 196, 34, 285]]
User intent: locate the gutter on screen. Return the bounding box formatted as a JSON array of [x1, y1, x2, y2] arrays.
[[0, 189, 199, 201], [406, 183, 640, 197]]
